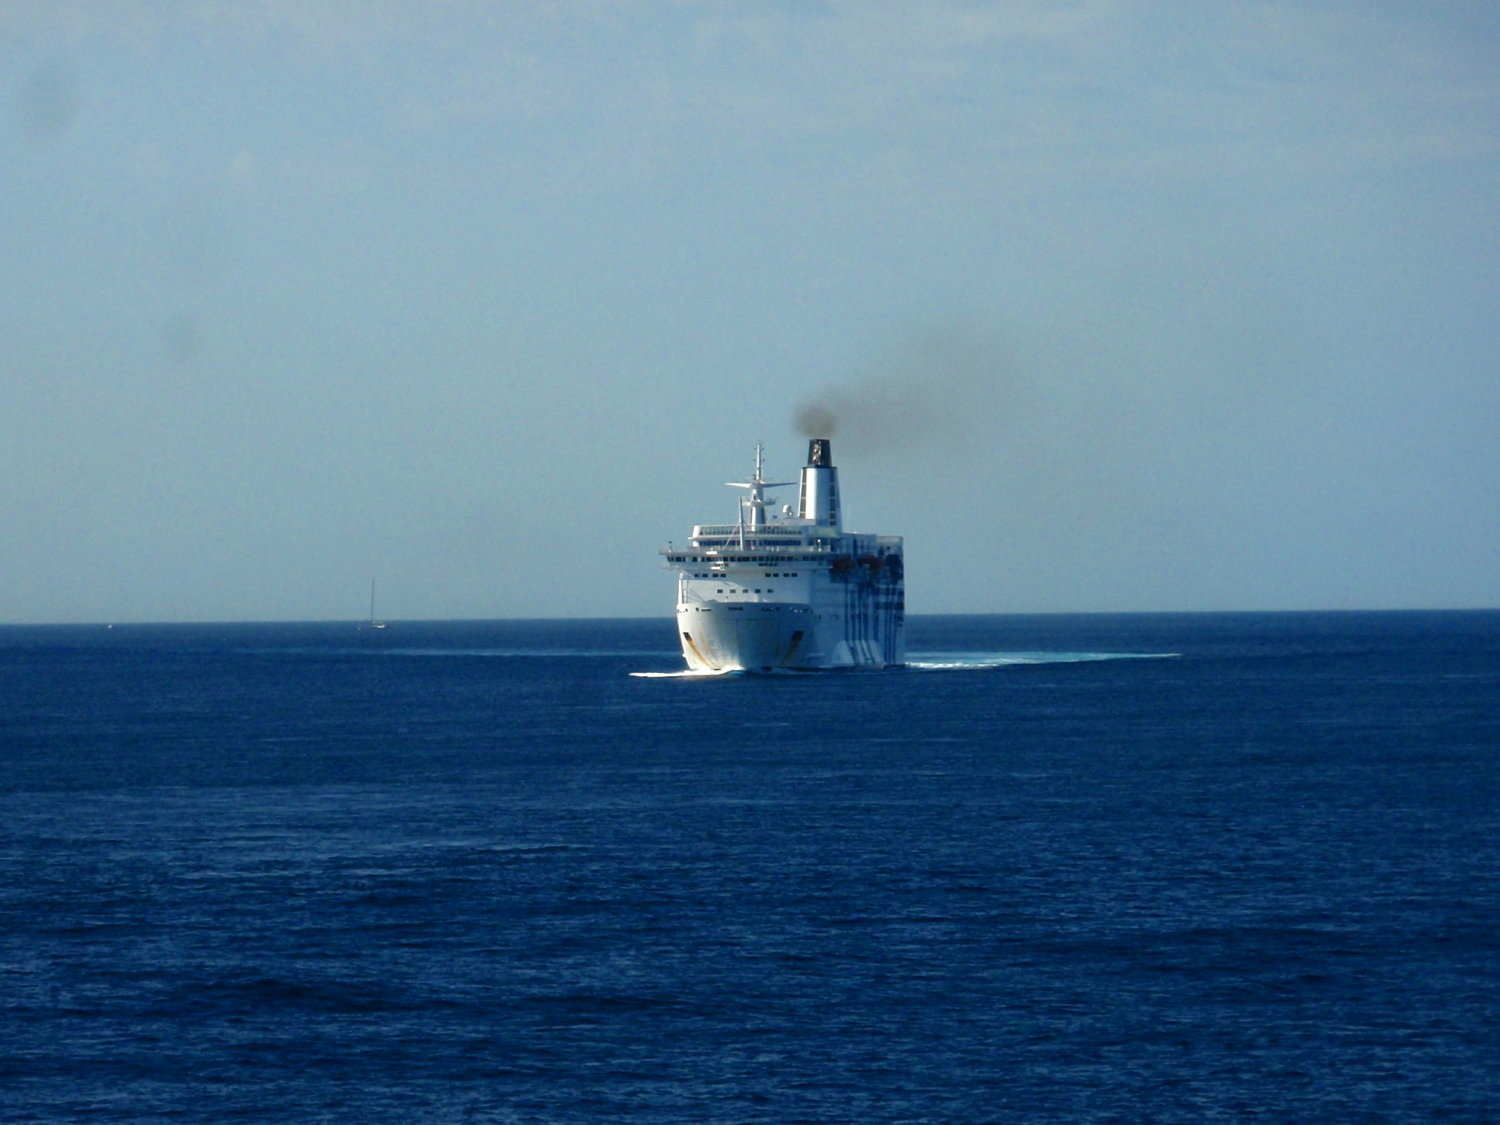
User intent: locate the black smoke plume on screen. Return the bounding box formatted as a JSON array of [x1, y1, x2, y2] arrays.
[[791, 321, 1021, 459]]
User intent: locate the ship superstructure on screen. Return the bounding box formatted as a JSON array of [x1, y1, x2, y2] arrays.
[[662, 439, 904, 671]]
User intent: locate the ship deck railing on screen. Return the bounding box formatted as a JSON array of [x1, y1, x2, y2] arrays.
[[662, 541, 836, 558], [692, 523, 813, 538], [663, 532, 901, 559]]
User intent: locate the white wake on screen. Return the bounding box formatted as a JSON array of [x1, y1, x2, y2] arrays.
[[631, 651, 1178, 676], [906, 650, 1179, 671]]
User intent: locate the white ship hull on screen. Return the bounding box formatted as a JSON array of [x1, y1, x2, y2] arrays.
[[676, 599, 901, 672], [663, 440, 904, 672]]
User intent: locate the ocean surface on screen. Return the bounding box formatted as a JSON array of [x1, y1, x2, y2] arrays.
[[3, 611, 1498, 1123]]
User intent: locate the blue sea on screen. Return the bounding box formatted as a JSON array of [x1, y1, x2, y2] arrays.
[[3, 612, 1498, 1123]]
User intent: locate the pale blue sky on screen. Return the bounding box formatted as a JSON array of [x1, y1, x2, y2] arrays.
[[3, 1, 1497, 622]]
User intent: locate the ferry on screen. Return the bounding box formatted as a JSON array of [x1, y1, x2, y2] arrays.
[[662, 439, 904, 671]]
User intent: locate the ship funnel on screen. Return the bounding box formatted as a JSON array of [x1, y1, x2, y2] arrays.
[[798, 438, 841, 530]]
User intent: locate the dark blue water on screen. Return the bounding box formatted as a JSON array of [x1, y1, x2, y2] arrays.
[[3, 612, 1498, 1122]]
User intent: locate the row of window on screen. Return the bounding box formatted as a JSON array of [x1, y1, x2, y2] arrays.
[[678, 556, 819, 565], [685, 571, 801, 580]]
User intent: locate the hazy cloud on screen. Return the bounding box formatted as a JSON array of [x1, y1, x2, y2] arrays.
[[14, 59, 79, 148], [2, 1, 1497, 619]]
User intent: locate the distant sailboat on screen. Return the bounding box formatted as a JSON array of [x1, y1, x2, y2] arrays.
[[368, 579, 387, 630]]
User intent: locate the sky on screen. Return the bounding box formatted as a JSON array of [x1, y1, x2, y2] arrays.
[[2, 0, 1498, 622]]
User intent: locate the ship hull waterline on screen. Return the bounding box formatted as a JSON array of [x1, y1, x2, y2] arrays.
[[676, 600, 901, 673]]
